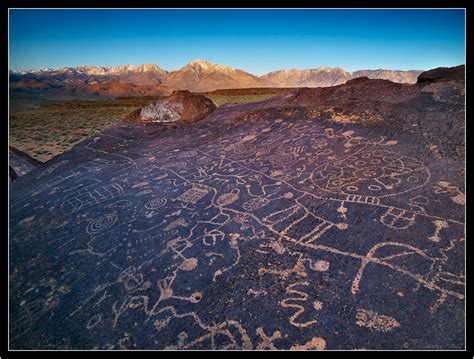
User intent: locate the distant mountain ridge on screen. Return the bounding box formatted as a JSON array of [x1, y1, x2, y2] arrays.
[[10, 59, 424, 95], [164, 60, 268, 92]]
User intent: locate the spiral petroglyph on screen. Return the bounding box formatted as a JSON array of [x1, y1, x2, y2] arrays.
[[86, 213, 118, 235], [144, 197, 167, 210]]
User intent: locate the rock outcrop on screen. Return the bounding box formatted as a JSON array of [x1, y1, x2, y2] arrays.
[[9, 146, 42, 181], [230, 66, 465, 160], [416, 65, 465, 83], [9, 65, 464, 350], [124, 90, 216, 124]]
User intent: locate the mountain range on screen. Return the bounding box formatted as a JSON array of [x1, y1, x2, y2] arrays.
[[10, 59, 424, 97]]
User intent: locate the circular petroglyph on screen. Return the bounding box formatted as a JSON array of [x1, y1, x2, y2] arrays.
[[228, 142, 256, 155], [145, 197, 167, 210], [256, 147, 272, 156], [270, 152, 297, 167], [179, 258, 198, 271], [197, 156, 213, 165], [86, 314, 102, 329], [86, 213, 118, 235], [312, 138, 328, 148], [124, 274, 144, 291], [313, 260, 330, 272], [311, 149, 430, 198], [190, 292, 203, 303], [361, 169, 378, 178], [119, 266, 137, 282], [294, 139, 307, 146], [160, 287, 173, 300], [336, 223, 349, 230]]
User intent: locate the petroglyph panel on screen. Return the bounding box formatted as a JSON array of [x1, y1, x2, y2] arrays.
[[86, 213, 118, 235], [9, 108, 464, 349], [60, 183, 124, 215], [176, 185, 209, 203], [311, 150, 430, 198]]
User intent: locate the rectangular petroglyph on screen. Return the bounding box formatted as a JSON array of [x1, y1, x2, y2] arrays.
[[176, 186, 209, 203], [60, 183, 124, 215], [380, 207, 416, 229], [345, 194, 380, 205], [263, 205, 334, 244]]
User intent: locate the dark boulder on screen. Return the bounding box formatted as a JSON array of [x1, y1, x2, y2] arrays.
[[9, 146, 42, 181], [417, 65, 465, 83], [124, 90, 216, 124]]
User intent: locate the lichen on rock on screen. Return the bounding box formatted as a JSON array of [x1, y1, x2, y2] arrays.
[[140, 101, 183, 123], [124, 90, 216, 125]]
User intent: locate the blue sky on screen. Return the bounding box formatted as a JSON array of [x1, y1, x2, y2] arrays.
[[9, 9, 465, 75]]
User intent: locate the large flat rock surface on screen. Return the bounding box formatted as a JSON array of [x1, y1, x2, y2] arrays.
[[9, 104, 465, 349]]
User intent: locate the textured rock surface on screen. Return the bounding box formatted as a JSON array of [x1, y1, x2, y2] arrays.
[[124, 90, 216, 125], [416, 65, 465, 84], [9, 146, 42, 181], [242, 67, 465, 160], [9, 66, 464, 350]]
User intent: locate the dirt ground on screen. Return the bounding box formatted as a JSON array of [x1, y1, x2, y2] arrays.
[[9, 91, 286, 162]]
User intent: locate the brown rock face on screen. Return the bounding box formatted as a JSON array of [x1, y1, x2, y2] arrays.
[[282, 77, 419, 112], [124, 90, 216, 124], [417, 65, 465, 83]]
